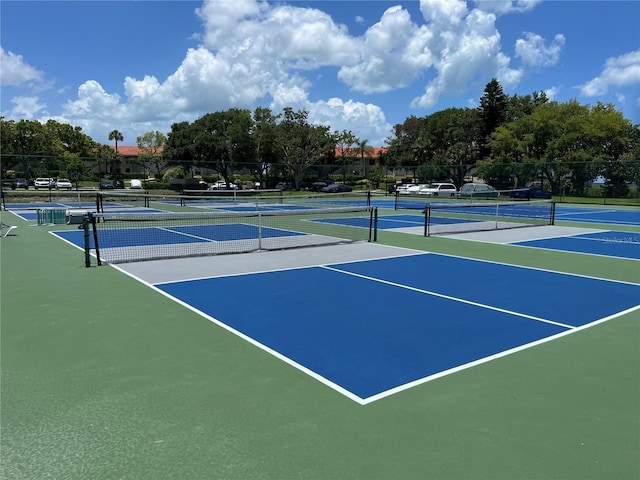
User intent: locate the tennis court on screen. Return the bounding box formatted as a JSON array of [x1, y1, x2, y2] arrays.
[[2, 197, 639, 480], [113, 248, 640, 405], [512, 230, 640, 260], [554, 205, 640, 225], [3, 200, 163, 222]]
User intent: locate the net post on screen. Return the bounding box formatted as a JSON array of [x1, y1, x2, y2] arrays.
[[394, 190, 399, 210], [424, 204, 430, 237], [89, 213, 102, 266], [83, 216, 91, 267], [550, 201, 556, 225], [367, 190, 371, 207], [371, 207, 378, 242], [96, 193, 101, 213], [258, 210, 263, 250]]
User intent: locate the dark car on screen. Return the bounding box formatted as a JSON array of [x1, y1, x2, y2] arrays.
[[310, 181, 333, 192], [11, 178, 29, 190], [275, 182, 292, 191], [510, 187, 552, 200], [99, 180, 114, 190], [321, 183, 352, 193], [112, 179, 125, 189]]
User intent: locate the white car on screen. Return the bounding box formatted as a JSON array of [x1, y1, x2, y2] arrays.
[[55, 178, 73, 190], [418, 183, 457, 196], [129, 179, 142, 189], [405, 184, 429, 194], [396, 184, 417, 194], [34, 177, 56, 189], [208, 180, 238, 190]]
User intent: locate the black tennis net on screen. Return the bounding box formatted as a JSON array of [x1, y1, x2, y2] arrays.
[[96, 190, 372, 212], [89, 206, 377, 264], [423, 200, 555, 236]]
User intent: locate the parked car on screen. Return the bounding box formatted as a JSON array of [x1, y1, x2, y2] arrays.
[[310, 181, 333, 192], [405, 184, 428, 194], [208, 180, 238, 190], [458, 183, 499, 197], [99, 180, 114, 190], [419, 183, 457, 196], [275, 182, 292, 191], [510, 187, 552, 199], [387, 184, 398, 194], [112, 179, 125, 189], [34, 177, 55, 189], [396, 184, 417, 194], [129, 179, 142, 189], [55, 178, 73, 190], [11, 178, 29, 190], [321, 183, 352, 193]]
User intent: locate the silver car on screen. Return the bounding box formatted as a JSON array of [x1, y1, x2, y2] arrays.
[[458, 183, 499, 197]]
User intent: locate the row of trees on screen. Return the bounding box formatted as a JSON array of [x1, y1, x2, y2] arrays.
[[0, 109, 374, 191], [160, 107, 374, 189], [383, 79, 639, 196], [2, 79, 638, 195]]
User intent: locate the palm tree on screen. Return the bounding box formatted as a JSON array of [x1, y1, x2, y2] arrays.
[[357, 139, 374, 176], [108, 130, 123, 153], [108, 130, 124, 174]]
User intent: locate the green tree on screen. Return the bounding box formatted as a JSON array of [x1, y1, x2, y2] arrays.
[[277, 108, 333, 190], [191, 109, 256, 186], [420, 107, 481, 186], [252, 107, 281, 187], [478, 78, 508, 159], [481, 100, 636, 195], [107, 130, 124, 174], [108, 129, 123, 152], [61, 153, 88, 188], [164, 121, 196, 172], [334, 129, 358, 183], [383, 116, 426, 179], [137, 130, 167, 177]]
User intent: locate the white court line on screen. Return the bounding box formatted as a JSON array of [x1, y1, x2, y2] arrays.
[[109, 251, 640, 405], [320, 264, 575, 330], [156, 226, 219, 243]]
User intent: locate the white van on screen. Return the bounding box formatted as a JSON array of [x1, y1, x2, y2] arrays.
[[419, 183, 457, 196]]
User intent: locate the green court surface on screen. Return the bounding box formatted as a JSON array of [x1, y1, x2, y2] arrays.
[[1, 207, 639, 480]]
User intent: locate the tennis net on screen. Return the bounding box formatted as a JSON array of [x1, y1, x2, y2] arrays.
[[96, 190, 372, 212], [424, 200, 555, 236], [89, 206, 377, 264]]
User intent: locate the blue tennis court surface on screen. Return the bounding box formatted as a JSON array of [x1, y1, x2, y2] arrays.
[[154, 253, 640, 403], [514, 230, 640, 260], [555, 206, 640, 226]]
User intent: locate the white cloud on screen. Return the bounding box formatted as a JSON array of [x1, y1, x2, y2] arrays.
[[338, 6, 428, 93], [308, 98, 391, 146], [411, 7, 523, 108], [8, 95, 46, 119], [473, 0, 543, 16], [515, 32, 565, 68], [544, 86, 559, 100], [0, 47, 43, 86], [14, 0, 552, 146], [579, 50, 640, 96]]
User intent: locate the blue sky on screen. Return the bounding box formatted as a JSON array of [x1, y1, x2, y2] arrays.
[[1, 0, 639, 148]]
